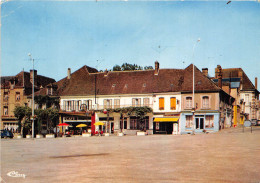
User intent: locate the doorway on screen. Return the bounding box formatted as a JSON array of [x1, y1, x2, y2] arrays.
[[195, 117, 204, 129]]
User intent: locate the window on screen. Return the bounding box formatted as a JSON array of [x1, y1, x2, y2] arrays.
[[202, 96, 210, 109], [15, 92, 20, 101], [66, 101, 72, 111], [120, 117, 127, 129], [186, 97, 192, 109], [82, 100, 92, 110], [76, 100, 82, 111], [186, 115, 193, 128], [130, 117, 149, 130], [205, 115, 214, 128], [170, 97, 176, 110], [4, 92, 8, 101], [159, 97, 164, 110], [4, 106, 8, 116], [143, 98, 150, 107], [245, 94, 249, 104], [132, 98, 141, 107], [87, 100, 92, 110], [104, 99, 112, 109], [114, 99, 120, 108], [47, 88, 53, 95]]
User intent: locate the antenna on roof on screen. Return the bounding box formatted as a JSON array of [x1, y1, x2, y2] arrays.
[[151, 43, 174, 61], [96, 59, 104, 71]]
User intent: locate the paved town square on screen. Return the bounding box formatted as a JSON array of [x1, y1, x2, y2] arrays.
[[1, 127, 260, 183]]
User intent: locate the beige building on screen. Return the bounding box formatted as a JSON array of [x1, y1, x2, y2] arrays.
[[0, 70, 55, 132]]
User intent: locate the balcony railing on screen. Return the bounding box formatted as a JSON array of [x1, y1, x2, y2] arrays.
[[59, 104, 153, 112]]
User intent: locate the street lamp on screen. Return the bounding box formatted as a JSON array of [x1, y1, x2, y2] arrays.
[[192, 38, 200, 133], [28, 53, 35, 138]]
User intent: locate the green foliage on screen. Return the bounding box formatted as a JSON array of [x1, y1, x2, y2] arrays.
[[112, 65, 121, 71], [110, 106, 153, 131], [112, 63, 153, 71], [144, 66, 153, 70], [34, 95, 60, 109], [111, 106, 152, 118], [13, 106, 32, 135]]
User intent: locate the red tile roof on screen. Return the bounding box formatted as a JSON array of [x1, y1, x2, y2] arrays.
[[1, 71, 55, 95], [36, 64, 221, 97], [220, 68, 256, 91]]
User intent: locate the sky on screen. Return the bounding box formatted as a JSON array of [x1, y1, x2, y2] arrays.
[[1, 1, 260, 87]]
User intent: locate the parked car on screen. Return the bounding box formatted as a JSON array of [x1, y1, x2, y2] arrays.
[[1, 130, 14, 139]]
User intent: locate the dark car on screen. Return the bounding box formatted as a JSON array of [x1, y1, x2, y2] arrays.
[[1, 130, 14, 139]]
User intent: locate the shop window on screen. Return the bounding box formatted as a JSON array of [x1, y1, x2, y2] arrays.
[[104, 99, 112, 109], [202, 96, 210, 109], [205, 115, 214, 128], [186, 97, 192, 109], [132, 98, 141, 107], [114, 99, 120, 108], [15, 92, 21, 101], [143, 98, 150, 107], [170, 97, 176, 110], [130, 117, 149, 130], [159, 97, 164, 110], [186, 115, 193, 128]]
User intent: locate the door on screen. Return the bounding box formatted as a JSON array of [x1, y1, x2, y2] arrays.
[[196, 117, 204, 129]]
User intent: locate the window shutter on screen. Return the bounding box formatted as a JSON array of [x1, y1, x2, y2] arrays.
[[63, 101, 66, 110], [132, 98, 135, 106], [104, 99, 107, 108], [171, 97, 176, 110], [159, 98, 164, 110], [89, 100, 92, 109]]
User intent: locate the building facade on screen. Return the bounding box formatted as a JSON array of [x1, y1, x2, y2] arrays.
[[0, 70, 55, 132], [36, 62, 234, 135], [211, 66, 260, 126]]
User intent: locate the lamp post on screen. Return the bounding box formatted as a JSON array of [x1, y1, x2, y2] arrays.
[[28, 53, 35, 138], [192, 38, 200, 133]]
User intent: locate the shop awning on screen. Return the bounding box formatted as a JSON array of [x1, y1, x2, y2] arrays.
[[154, 118, 179, 122]]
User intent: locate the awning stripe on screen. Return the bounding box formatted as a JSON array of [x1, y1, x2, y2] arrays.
[[154, 118, 179, 122]]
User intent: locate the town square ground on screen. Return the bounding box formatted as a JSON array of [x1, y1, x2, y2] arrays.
[[1, 127, 260, 183]]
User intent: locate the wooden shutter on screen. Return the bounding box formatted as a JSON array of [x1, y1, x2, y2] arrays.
[[170, 97, 176, 110], [104, 99, 107, 108], [159, 98, 164, 110]]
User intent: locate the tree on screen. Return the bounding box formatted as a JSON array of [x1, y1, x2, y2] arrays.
[[144, 66, 153, 70], [35, 108, 59, 134], [13, 106, 32, 136], [112, 65, 121, 71], [112, 63, 153, 71], [35, 95, 60, 109]]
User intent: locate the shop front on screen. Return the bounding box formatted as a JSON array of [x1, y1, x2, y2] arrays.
[[153, 117, 179, 134]]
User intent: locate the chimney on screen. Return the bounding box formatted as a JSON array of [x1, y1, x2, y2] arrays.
[[67, 68, 71, 79], [216, 65, 222, 88], [104, 69, 108, 77], [202, 68, 208, 77], [30, 70, 37, 85], [255, 77, 258, 90], [154, 61, 159, 75]]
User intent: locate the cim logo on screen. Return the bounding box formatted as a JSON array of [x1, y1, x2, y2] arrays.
[[7, 171, 26, 178]]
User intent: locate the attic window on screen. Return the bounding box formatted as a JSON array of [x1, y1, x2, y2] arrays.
[[125, 84, 128, 88], [112, 84, 116, 87], [198, 81, 202, 85], [143, 83, 146, 87], [170, 84, 174, 87]]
